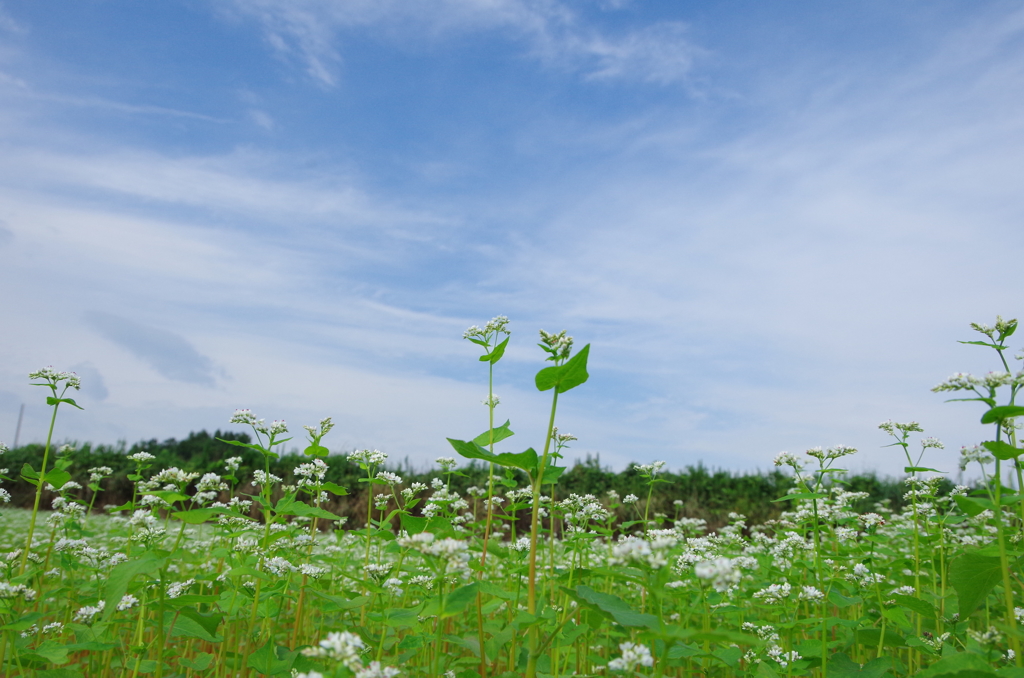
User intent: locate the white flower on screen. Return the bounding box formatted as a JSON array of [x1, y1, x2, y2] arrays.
[[435, 457, 457, 472], [694, 557, 741, 592], [799, 586, 824, 602], [878, 420, 923, 435], [349, 449, 388, 466], [302, 631, 365, 671], [623, 494, 639, 503], [356, 661, 401, 678], [263, 557, 295, 576], [509, 536, 531, 553], [118, 594, 139, 611], [376, 471, 402, 486], [230, 409, 258, 426], [29, 367, 81, 390], [753, 582, 792, 605], [0, 488, 9, 503], [73, 601, 105, 623], [166, 579, 195, 599], [634, 461, 666, 477], [253, 470, 282, 488], [607, 642, 653, 672], [299, 564, 326, 579], [127, 451, 155, 463], [224, 456, 243, 472]]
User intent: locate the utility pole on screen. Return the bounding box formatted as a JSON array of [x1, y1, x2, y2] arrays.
[[13, 403, 24, 448]]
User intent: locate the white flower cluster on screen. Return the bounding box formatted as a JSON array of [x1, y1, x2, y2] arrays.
[[302, 630, 365, 671], [349, 449, 388, 466], [463, 315, 510, 340], [539, 329, 573, 361], [296, 459, 328, 487], [88, 466, 114, 482], [752, 582, 791, 604], [376, 471, 402, 486], [117, 594, 139, 611], [0, 582, 35, 600], [253, 471, 282, 488], [73, 601, 105, 623], [634, 460, 666, 477], [610, 535, 676, 569], [397, 532, 470, 572], [607, 642, 653, 672], [29, 366, 82, 390], [194, 473, 229, 503], [229, 409, 287, 436], [303, 416, 335, 438], [694, 557, 741, 592]]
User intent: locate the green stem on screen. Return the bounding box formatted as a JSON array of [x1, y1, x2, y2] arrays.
[[526, 387, 560, 678], [20, 399, 61, 575]]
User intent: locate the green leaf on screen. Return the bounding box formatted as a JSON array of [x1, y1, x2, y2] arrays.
[[146, 490, 192, 504], [827, 654, 893, 678], [471, 420, 515, 447], [535, 344, 591, 393], [36, 669, 86, 678], [274, 496, 342, 520], [982, 440, 1022, 460], [772, 491, 828, 503], [959, 340, 1005, 350], [166, 610, 222, 643], [574, 584, 659, 628], [102, 551, 163, 621], [447, 438, 538, 474], [23, 640, 71, 665], [443, 583, 479, 618], [914, 650, 999, 678], [981, 406, 1024, 424], [1, 612, 44, 631], [45, 396, 83, 409], [955, 495, 989, 517], [172, 507, 229, 524], [853, 628, 907, 648], [905, 466, 945, 473], [555, 344, 590, 393], [246, 642, 298, 676], [217, 438, 277, 459], [892, 594, 935, 618], [481, 336, 509, 364], [178, 606, 222, 637], [179, 653, 214, 671], [383, 608, 420, 629], [541, 464, 566, 485], [321, 481, 348, 496], [41, 469, 71, 489], [303, 444, 329, 458], [950, 550, 1006, 618]]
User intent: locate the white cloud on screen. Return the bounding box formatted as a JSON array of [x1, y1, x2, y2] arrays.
[[0, 3, 26, 35], [219, 0, 700, 86]]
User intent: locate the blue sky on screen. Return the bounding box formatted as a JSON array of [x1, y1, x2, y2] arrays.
[[1, 1, 1023, 478]]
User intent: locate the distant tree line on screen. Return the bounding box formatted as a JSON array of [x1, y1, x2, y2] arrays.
[[1, 430, 946, 531]]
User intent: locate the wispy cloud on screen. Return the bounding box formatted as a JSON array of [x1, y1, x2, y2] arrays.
[[219, 0, 701, 87], [0, 3, 26, 35], [83, 311, 219, 386]]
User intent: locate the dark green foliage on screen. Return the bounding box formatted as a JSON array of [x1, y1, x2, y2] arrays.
[[2, 432, 932, 532]]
